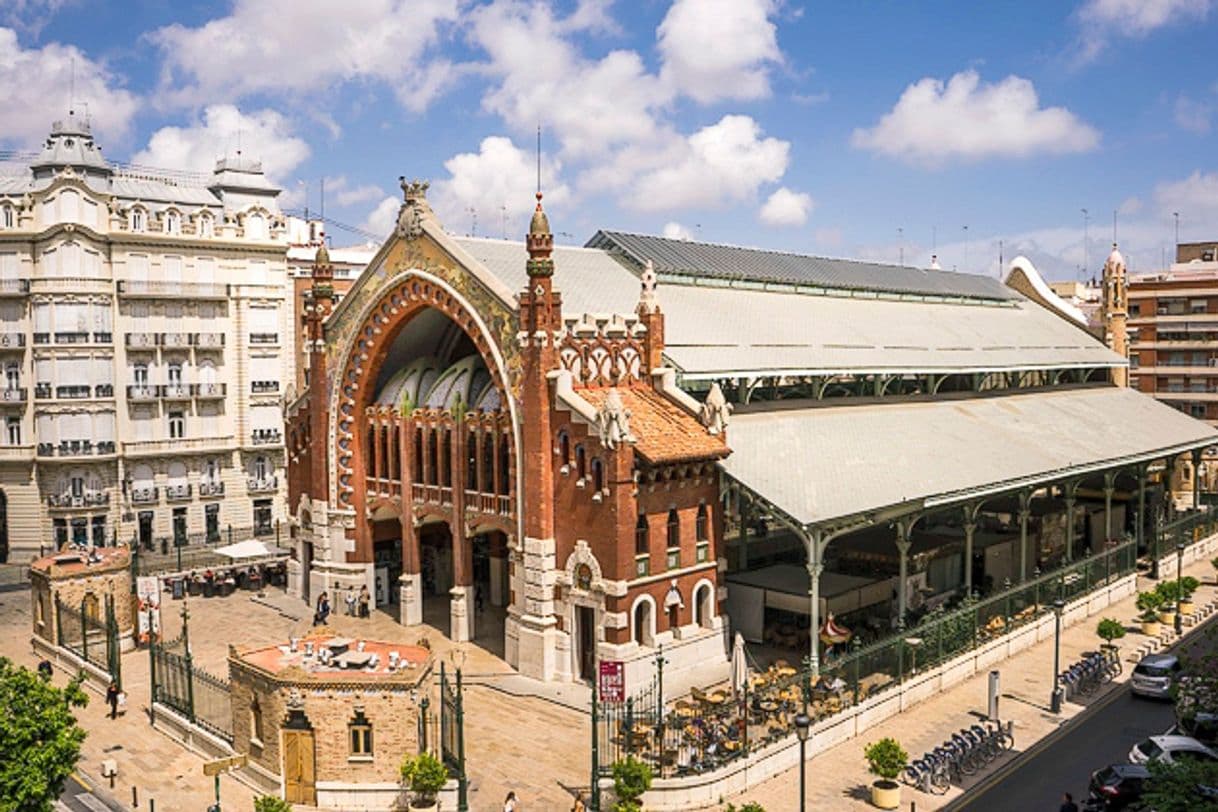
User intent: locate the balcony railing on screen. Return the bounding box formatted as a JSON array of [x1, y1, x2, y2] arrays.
[[198, 481, 225, 497], [0, 279, 31, 296], [54, 332, 90, 344], [0, 333, 25, 349], [162, 383, 191, 400], [251, 380, 280, 394], [165, 483, 192, 502], [130, 486, 158, 505], [117, 279, 230, 299], [0, 387, 26, 403], [122, 435, 234, 456], [127, 384, 159, 400], [47, 492, 109, 509], [95, 383, 114, 398], [0, 444, 34, 460], [126, 332, 159, 349], [36, 439, 112, 458], [98, 440, 115, 454], [249, 333, 279, 345], [56, 384, 90, 399], [161, 333, 192, 349], [34, 383, 51, 399], [251, 429, 282, 446], [32, 333, 49, 345], [247, 476, 278, 493], [194, 333, 225, 349], [93, 331, 112, 343], [195, 382, 226, 398]]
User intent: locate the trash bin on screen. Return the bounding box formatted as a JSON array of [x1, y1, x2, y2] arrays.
[[171, 578, 185, 600]]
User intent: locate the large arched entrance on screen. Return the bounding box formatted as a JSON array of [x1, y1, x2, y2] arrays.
[[335, 274, 517, 649]]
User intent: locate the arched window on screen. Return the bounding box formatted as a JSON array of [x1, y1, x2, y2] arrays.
[[575, 445, 587, 481], [413, 427, 424, 485], [250, 696, 264, 745], [558, 430, 570, 468], [197, 212, 214, 238], [245, 211, 267, 240], [482, 429, 495, 492], [498, 434, 510, 496], [1, 205, 13, 229], [348, 709, 373, 757], [164, 210, 181, 235], [696, 504, 709, 542], [465, 429, 478, 488], [441, 430, 452, 487], [82, 592, 100, 621], [694, 582, 713, 628], [635, 514, 649, 555], [633, 599, 654, 647], [667, 509, 680, 549], [591, 458, 604, 492], [129, 207, 146, 233]]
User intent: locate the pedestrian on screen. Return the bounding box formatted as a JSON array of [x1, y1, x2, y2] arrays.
[[105, 680, 120, 719], [345, 586, 357, 617], [359, 585, 370, 619], [37, 659, 52, 680], [503, 791, 518, 812], [1060, 791, 1079, 812], [315, 591, 330, 626], [475, 583, 485, 614], [570, 791, 586, 812]]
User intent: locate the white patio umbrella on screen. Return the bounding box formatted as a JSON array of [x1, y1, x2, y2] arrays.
[[731, 632, 748, 697]]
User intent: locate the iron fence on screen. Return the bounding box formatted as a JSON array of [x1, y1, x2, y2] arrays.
[[149, 613, 233, 742], [55, 593, 121, 689]]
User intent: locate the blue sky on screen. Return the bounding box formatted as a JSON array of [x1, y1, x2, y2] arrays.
[[2, 0, 1217, 280]]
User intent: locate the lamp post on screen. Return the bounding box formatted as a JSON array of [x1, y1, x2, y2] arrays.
[[1175, 542, 1185, 635], [1051, 599, 1065, 714], [793, 711, 811, 812]]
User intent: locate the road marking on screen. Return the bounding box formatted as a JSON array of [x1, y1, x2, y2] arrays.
[[73, 794, 110, 812]]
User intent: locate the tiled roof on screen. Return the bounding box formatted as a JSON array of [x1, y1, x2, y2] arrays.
[[579, 387, 727, 464]]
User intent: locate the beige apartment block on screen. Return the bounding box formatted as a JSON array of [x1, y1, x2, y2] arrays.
[[0, 113, 296, 561]]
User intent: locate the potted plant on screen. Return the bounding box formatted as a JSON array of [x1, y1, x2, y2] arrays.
[[1155, 581, 1181, 625], [400, 751, 448, 811], [1137, 590, 1164, 636], [1179, 576, 1200, 615], [864, 737, 907, 809], [1096, 617, 1126, 652], [254, 797, 292, 812], [611, 756, 652, 812]]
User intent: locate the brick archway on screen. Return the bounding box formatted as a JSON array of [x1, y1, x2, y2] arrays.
[[331, 269, 518, 562]]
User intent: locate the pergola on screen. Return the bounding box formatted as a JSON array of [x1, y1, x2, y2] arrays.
[[719, 385, 1218, 674]]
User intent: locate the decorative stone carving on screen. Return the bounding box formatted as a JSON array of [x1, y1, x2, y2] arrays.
[[396, 178, 429, 241], [637, 259, 658, 314], [286, 687, 305, 710], [700, 382, 732, 435], [595, 389, 634, 450]]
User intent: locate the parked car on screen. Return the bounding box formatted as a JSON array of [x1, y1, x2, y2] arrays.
[[1088, 763, 1151, 809], [1130, 654, 1182, 699], [1128, 734, 1218, 766], [1167, 713, 1218, 747]]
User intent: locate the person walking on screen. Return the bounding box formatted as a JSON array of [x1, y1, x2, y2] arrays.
[[105, 681, 120, 719], [345, 586, 357, 617], [503, 791, 519, 812], [358, 585, 370, 619], [1059, 792, 1079, 812], [570, 792, 586, 812], [37, 659, 52, 680], [315, 592, 331, 626]]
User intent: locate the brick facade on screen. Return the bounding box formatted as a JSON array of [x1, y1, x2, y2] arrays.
[[29, 546, 134, 645]]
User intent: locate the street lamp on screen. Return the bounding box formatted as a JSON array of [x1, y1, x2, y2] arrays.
[[1051, 599, 1065, 714], [1175, 542, 1185, 635], [793, 711, 812, 812]]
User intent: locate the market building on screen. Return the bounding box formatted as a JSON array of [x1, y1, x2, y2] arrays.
[[286, 182, 1217, 686]]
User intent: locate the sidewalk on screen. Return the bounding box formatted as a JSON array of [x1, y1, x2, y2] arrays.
[[719, 556, 1218, 811]]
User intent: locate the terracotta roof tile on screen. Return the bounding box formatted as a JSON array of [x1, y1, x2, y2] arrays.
[[579, 387, 728, 464]]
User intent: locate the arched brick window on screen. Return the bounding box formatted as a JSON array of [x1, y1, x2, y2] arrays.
[[635, 514, 649, 555], [666, 509, 680, 549]]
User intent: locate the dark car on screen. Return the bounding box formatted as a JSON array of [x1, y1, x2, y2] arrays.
[[1089, 763, 1151, 810]]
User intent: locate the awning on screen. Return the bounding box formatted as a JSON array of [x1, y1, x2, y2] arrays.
[[212, 539, 290, 560], [721, 386, 1218, 530]]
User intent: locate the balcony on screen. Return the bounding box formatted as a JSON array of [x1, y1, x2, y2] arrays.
[[95, 383, 114, 398], [34, 383, 51, 400], [0, 444, 34, 461], [130, 486, 158, 505], [56, 384, 90, 399], [0, 387, 27, 404], [117, 279, 229, 300], [195, 382, 226, 399], [37, 439, 113, 459], [251, 380, 280, 395], [126, 332, 159, 350], [249, 333, 279, 345], [194, 333, 225, 350], [54, 332, 90, 345], [251, 428, 282, 446], [165, 483, 192, 502], [93, 331, 112, 344], [0, 333, 25, 350], [162, 383, 192, 400], [98, 440, 115, 454], [247, 475, 278, 494], [32, 333, 49, 345], [161, 333, 192, 350], [127, 384, 158, 401], [47, 491, 109, 509], [0, 279, 31, 296], [198, 480, 225, 497], [122, 435, 234, 457]]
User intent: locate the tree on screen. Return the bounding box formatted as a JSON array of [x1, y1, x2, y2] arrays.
[[253, 797, 293, 812], [1143, 758, 1218, 812], [0, 657, 88, 812], [611, 757, 652, 812], [1096, 618, 1126, 647]]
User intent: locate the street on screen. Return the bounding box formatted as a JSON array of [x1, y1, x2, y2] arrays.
[[960, 615, 1218, 812], [56, 773, 125, 812]]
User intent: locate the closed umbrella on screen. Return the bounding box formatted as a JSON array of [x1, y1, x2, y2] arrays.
[[731, 632, 748, 696]]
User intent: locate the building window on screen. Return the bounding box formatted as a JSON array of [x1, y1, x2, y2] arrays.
[[348, 710, 373, 757], [591, 458, 604, 492], [164, 210, 180, 235], [91, 516, 106, 547], [558, 431, 570, 468], [250, 697, 264, 746], [167, 362, 182, 386], [635, 514, 649, 556], [1129, 303, 1141, 317], [253, 499, 273, 536], [53, 517, 67, 547], [696, 504, 709, 542], [666, 509, 680, 549], [633, 600, 653, 647], [5, 417, 18, 446], [197, 213, 214, 238], [134, 363, 148, 385], [205, 503, 220, 542], [129, 207, 146, 233], [172, 507, 186, 546], [0, 205, 12, 229], [575, 445, 586, 482], [253, 455, 268, 480], [168, 410, 185, 439]]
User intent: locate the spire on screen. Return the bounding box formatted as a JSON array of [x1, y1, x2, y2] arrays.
[[313, 240, 333, 282], [526, 192, 554, 278], [637, 259, 659, 315]]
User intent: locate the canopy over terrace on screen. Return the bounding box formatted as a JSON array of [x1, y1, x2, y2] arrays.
[[720, 385, 1218, 672]]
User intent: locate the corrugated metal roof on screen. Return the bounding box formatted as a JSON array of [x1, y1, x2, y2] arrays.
[[587, 229, 1017, 301], [721, 386, 1218, 527], [453, 236, 1122, 376]]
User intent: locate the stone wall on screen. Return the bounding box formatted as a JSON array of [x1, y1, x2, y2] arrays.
[[29, 548, 135, 649]]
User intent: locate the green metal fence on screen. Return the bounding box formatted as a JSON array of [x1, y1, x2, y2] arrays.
[[149, 607, 232, 742], [55, 593, 121, 689]]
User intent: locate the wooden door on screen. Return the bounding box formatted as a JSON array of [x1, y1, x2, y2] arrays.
[[282, 728, 316, 805], [578, 606, 595, 681]]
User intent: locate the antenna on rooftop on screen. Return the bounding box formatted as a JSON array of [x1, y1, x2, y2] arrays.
[[501, 204, 508, 240], [1112, 209, 1117, 244], [319, 177, 325, 221], [931, 225, 937, 255], [898, 227, 904, 266], [536, 124, 542, 197], [1081, 208, 1089, 282], [999, 240, 1004, 279], [69, 56, 75, 116]]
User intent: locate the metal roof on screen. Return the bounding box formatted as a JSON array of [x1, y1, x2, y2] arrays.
[[720, 386, 1218, 528], [586, 229, 1017, 302]]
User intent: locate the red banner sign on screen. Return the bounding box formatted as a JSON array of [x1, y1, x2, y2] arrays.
[[598, 660, 625, 702]]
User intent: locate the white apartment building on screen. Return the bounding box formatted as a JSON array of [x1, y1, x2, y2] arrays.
[[0, 114, 292, 562]]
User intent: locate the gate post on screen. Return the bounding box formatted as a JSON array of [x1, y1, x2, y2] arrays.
[[456, 668, 468, 812], [55, 595, 63, 646], [80, 598, 88, 663], [590, 678, 600, 811], [182, 604, 195, 721]]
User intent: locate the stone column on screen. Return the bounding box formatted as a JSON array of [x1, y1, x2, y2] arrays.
[[1103, 470, 1116, 546], [1064, 483, 1077, 563], [1018, 490, 1032, 583], [895, 518, 914, 628], [963, 510, 977, 596], [398, 416, 422, 626], [1193, 448, 1203, 511], [804, 528, 824, 677]]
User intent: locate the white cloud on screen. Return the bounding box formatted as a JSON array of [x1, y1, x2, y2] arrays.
[[431, 135, 568, 235], [2, 1, 74, 36], [1077, 0, 1212, 59], [662, 222, 693, 240], [326, 176, 385, 207], [132, 105, 310, 182], [151, 0, 459, 110], [0, 28, 138, 147], [1155, 171, 1218, 221], [759, 187, 814, 227], [1118, 195, 1143, 215], [630, 115, 789, 212], [1175, 93, 1213, 133], [361, 196, 400, 238], [851, 70, 1100, 166], [657, 0, 781, 103]]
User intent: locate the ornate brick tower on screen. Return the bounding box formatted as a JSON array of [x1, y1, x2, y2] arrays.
[[1102, 243, 1129, 386], [306, 242, 335, 494], [510, 192, 565, 679]]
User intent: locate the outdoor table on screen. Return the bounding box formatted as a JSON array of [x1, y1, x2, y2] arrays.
[[334, 650, 373, 669], [675, 706, 697, 719], [775, 666, 796, 678]]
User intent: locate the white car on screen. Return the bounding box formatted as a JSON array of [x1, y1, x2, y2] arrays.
[[1128, 734, 1218, 766]]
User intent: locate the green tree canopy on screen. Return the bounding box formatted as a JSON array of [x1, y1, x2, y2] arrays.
[[1144, 758, 1218, 812], [0, 658, 88, 812]]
